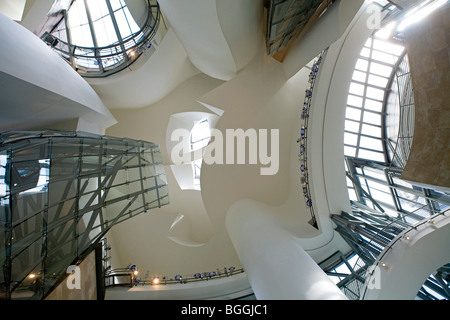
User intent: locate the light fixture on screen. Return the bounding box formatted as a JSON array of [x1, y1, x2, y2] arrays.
[[152, 277, 159, 285], [28, 274, 36, 279], [403, 235, 410, 240]]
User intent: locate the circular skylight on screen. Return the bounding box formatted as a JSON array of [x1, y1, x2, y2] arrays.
[[38, 0, 160, 77]]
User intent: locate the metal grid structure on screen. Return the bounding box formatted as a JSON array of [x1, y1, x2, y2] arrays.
[[0, 130, 169, 299], [39, 0, 161, 77], [265, 0, 333, 57]]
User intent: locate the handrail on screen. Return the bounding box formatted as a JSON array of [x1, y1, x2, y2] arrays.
[[104, 267, 245, 288], [297, 51, 324, 229]]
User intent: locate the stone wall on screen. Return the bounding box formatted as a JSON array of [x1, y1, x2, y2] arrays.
[[400, 6, 450, 191]]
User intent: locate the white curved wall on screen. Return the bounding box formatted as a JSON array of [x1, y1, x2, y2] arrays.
[[89, 28, 200, 109], [157, 0, 263, 81], [0, 12, 116, 133]]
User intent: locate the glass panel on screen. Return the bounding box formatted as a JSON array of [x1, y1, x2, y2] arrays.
[[355, 59, 369, 72], [349, 82, 365, 96], [352, 70, 367, 82], [361, 124, 381, 137], [369, 62, 392, 77], [344, 146, 356, 157], [363, 111, 381, 125], [346, 108, 361, 121], [344, 132, 359, 146], [367, 74, 389, 88], [360, 136, 383, 151], [345, 120, 360, 133], [366, 86, 385, 101], [364, 99, 383, 112], [347, 95, 363, 108]]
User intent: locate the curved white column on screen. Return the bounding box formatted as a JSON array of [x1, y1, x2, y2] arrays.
[[226, 199, 348, 300]]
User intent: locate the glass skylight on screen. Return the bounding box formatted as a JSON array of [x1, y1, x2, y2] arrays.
[[40, 0, 160, 77]]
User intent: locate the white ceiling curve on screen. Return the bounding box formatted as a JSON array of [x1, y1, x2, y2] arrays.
[[158, 0, 264, 81]]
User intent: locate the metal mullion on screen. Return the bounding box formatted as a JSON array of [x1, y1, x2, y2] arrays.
[[105, 0, 129, 61], [346, 171, 385, 213], [345, 130, 384, 141], [83, 0, 104, 72], [150, 147, 161, 208]]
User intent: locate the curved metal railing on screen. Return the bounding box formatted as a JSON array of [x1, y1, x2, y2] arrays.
[[42, 0, 161, 77], [104, 266, 245, 288], [297, 51, 324, 229]]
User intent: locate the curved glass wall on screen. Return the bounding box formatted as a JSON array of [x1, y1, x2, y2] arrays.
[[0, 130, 169, 300], [38, 0, 160, 77]]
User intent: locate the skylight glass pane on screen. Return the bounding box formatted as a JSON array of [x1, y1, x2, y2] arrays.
[[373, 38, 404, 56], [352, 70, 366, 82], [367, 74, 389, 88], [364, 99, 383, 112], [86, 0, 109, 21], [360, 136, 383, 151], [344, 146, 356, 157], [70, 25, 94, 47], [348, 188, 358, 201], [349, 82, 365, 96], [358, 149, 384, 162], [371, 50, 397, 65], [363, 111, 381, 125], [361, 124, 381, 137], [94, 17, 118, 47], [109, 0, 124, 11], [369, 62, 392, 77], [360, 47, 371, 58], [68, 0, 89, 27], [366, 86, 385, 101], [355, 59, 369, 72], [346, 107, 361, 121], [344, 132, 358, 146], [347, 95, 363, 108], [345, 120, 360, 133]]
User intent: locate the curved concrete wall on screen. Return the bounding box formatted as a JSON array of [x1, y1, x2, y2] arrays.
[[0, 12, 116, 133], [157, 0, 263, 81]]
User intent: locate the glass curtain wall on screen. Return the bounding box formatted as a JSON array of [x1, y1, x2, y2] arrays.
[[0, 130, 169, 300]]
